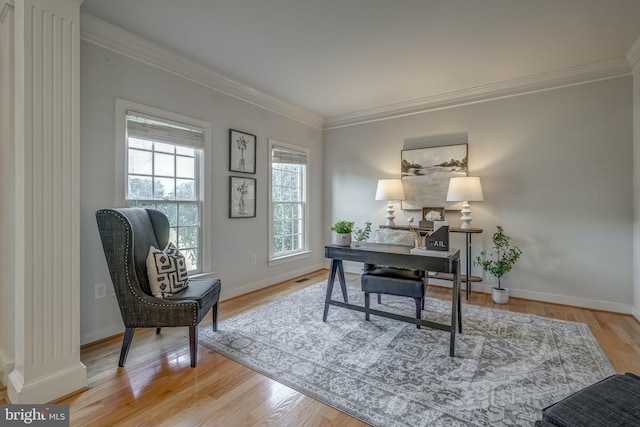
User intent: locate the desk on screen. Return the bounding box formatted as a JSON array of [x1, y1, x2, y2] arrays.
[[324, 243, 461, 356], [380, 225, 482, 299]]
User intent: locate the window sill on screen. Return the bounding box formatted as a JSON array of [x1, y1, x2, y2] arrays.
[[268, 250, 311, 267]]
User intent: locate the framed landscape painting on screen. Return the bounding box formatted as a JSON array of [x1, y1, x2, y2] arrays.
[[401, 144, 468, 210]]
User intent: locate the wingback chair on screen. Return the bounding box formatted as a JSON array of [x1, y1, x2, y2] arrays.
[[95, 208, 221, 367]]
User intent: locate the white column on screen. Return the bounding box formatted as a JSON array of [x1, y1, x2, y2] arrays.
[[0, 0, 15, 387], [8, 0, 86, 403]]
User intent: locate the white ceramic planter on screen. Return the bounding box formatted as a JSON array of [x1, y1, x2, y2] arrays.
[[492, 287, 509, 304], [335, 233, 352, 246]]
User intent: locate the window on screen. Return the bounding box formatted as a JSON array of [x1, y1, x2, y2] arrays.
[[125, 111, 204, 272], [269, 139, 309, 262]]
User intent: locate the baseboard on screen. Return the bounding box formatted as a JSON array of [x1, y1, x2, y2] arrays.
[[338, 260, 634, 315], [220, 263, 325, 301], [79, 264, 325, 346], [80, 322, 124, 346], [7, 362, 87, 404]]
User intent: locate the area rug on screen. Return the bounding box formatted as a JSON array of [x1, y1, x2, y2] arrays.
[[199, 280, 615, 426]]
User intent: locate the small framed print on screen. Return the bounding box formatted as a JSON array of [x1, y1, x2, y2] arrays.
[[230, 176, 256, 218], [419, 207, 446, 229], [229, 129, 256, 174]]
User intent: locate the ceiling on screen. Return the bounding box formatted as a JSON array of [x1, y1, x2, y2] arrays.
[[81, 0, 640, 123]]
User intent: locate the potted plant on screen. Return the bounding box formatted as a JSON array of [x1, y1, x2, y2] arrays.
[[352, 221, 372, 247], [474, 226, 523, 304], [330, 220, 354, 246]]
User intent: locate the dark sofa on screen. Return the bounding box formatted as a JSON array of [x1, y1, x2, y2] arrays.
[[536, 372, 640, 426]]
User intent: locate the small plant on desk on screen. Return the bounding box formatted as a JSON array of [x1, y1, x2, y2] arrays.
[[330, 220, 355, 246], [330, 220, 354, 234], [353, 221, 372, 247]]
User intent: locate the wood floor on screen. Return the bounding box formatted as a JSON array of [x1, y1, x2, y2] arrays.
[[2, 269, 640, 426]]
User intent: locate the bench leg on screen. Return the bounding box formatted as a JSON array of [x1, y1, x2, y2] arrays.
[[364, 292, 370, 321], [415, 298, 422, 329]]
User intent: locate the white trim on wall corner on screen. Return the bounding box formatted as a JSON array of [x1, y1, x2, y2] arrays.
[[626, 35, 640, 73], [0, 1, 13, 22], [80, 12, 324, 130], [324, 57, 633, 129]]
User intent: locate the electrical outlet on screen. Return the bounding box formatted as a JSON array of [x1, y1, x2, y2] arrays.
[[251, 255, 256, 265], [95, 283, 107, 299]]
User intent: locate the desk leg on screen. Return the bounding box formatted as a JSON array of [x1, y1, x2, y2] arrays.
[[466, 233, 472, 300], [323, 259, 347, 322], [337, 260, 348, 303], [450, 258, 461, 357]]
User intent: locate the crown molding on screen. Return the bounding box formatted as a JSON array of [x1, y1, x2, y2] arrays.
[[0, 1, 13, 23], [626, 35, 640, 73], [80, 12, 635, 131], [324, 57, 632, 129], [80, 12, 324, 129]]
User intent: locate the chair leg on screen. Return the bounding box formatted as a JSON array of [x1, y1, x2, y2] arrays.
[[364, 292, 370, 321], [212, 302, 218, 332], [415, 299, 422, 329], [119, 327, 135, 367], [156, 327, 161, 334], [377, 293, 382, 304], [189, 326, 198, 367]]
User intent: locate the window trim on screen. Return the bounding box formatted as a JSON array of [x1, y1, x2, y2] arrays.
[[268, 138, 310, 265], [115, 98, 212, 272]]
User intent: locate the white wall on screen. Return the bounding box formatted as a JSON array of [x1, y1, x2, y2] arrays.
[[80, 41, 324, 344], [324, 77, 634, 312]]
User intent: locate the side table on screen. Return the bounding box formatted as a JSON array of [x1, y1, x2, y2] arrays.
[[380, 224, 482, 299], [450, 227, 483, 299]]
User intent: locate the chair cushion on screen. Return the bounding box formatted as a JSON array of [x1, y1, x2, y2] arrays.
[[362, 270, 425, 299], [167, 277, 221, 309], [366, 267, 422, 280], [146, 243, 189, 298], [540, 372, 640, 427]]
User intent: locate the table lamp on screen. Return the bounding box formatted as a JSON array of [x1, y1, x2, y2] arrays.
[[375, 179, 405, 226], [446, 177, 483, 230]]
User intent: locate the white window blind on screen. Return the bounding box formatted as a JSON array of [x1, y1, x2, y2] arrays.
[[126, 111, 205, 149], [272, 146, 307, 165]]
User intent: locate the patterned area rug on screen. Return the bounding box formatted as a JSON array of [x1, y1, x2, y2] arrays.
[[199, 281, 615, 426]]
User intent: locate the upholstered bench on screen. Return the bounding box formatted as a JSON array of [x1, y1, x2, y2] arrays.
[[536, 372, 640, 426], [361, 266, 426, 328]]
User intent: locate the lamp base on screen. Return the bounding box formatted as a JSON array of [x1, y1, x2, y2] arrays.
[[385, 201, 396, 227], [459, 201, 472, 230]]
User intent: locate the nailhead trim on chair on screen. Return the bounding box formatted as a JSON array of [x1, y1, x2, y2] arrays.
[[96, 209, 198, 326]]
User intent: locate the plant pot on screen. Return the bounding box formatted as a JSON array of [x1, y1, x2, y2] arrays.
[[335, 233, 351, 246], [492, 287, 509, 304]]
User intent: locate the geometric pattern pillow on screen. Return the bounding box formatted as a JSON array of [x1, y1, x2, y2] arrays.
[[146, 242, 189, 299]]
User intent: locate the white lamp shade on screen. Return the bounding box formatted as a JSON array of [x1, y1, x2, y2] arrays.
[[375, 179, 405, 201], [446, 177, 484, 202]]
